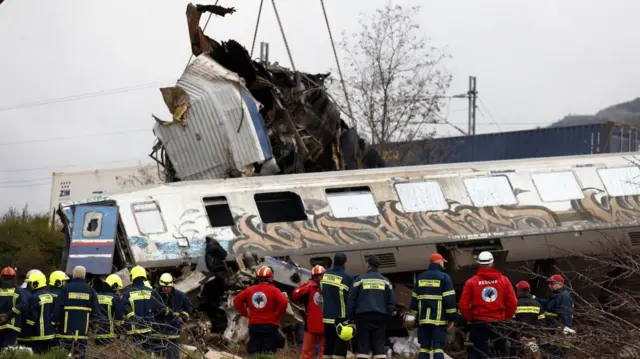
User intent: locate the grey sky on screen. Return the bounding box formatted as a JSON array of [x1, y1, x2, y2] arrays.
[[0, 0, 638, 213]]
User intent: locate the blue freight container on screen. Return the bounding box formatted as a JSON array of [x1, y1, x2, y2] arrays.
[[375, 122, 640, 166]]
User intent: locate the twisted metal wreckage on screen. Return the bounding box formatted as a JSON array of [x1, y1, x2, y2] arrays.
[[141, 3, 389, 350]]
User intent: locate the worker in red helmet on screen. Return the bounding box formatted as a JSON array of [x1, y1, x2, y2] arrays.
[[292, 265, 326, 359], [233, 265, 289, 357], [541, 274, 573, 359], [508, 280, 544, 357], [0, 267, 29, 349]]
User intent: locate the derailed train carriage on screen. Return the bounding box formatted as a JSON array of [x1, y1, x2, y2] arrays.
[[56, 151, 640, 338]]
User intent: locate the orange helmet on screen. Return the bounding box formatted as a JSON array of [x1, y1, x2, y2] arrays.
[[257, 266, 273, 279], [0, 267, 16, 278], [311, 265, 326, 276]]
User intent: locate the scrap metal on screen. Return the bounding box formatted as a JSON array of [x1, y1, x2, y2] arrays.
[[150, 3, 383, 182]]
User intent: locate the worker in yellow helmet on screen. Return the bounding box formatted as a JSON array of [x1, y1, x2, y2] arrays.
[[47, 270, 69, 347], [95, 274, 125, 346], [18, 271, 56, 354], [152, 273, 193, 359], [47, 270, 69, 300], [122, 266, 166, 353]]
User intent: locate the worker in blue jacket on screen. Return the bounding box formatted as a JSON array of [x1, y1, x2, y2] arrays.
[[410, 253, 456, 359], [152, 273, 193, 359], [542, 274, 573, 359], [0, 267, 29, 349], [320, 252, 354, 359], [346, 255, 396, 359], [95, 274, 125, 345], [18, 270, 56, 354], [52, 265, 100, 359], [122, 266, 166, 352]]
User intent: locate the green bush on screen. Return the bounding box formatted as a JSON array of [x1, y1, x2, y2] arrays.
[[0, 206, 64, 278]]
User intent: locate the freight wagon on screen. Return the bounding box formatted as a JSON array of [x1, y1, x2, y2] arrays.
[[376, 121, 640, 166]]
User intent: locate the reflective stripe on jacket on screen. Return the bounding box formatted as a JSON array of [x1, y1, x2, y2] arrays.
[[95, 291, 124, 339], [52, 278, 100, 341], [0, 285, 29, 332], [152, 288, 192, 339], [346, 269, 395, 318], [410, 263, 456, 326], [320, 266, 353, 324], [19, 288, 56, 341], [122, 279, 166, 335], [544, 287, 573, 330]]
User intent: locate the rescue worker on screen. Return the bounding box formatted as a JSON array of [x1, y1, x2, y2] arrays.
[[48, 270, 69, 347], [153, 273, 193, 359], [320, 252, 354, 359], [458, 251, 517, 358], [52, 265, 100, 359], [292, 265, 326, 359], [0, 267, 29, 349], [542, 274, 573, 359], [122, 265, 166, 352], [18, 270, 56, 354], [95, 274, 125, 346], [346, 255, 396, 359], [410, 253, 456, 359], [233, 265, 289, 357], [48, 270, 69, 299], [509, 280, 544, 357]]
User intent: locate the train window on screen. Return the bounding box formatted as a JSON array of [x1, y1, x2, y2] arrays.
[[203, 196, 235, 227], [395, 181, 448, 212], [532, 172, 583, 202], [463, 175, 517, 207], [254, 191, 308, 223], [325, 186, 379, 218], [82, 211, 103, 238], [598, 167, 640, 196], [132, 202, 167, 235]]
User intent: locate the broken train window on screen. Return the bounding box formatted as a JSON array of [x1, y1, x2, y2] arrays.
[[203, 196, 235, 227], [325, 186, 380, 218], [395, 181, 449, 212], [254, 191, 308, 224], [82, 211, 103, 238], [463, 175, 517, 207], [532, 171, 584, 202], [598, 166, 640, 196], [132, 202, 167, 235]]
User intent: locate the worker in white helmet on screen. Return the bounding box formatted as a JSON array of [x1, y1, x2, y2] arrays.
[[458, 251, 517, 358]]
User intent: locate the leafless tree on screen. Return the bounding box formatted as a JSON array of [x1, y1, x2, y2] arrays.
[[330, 4, 452, 145], [116, 165, 164, 189]]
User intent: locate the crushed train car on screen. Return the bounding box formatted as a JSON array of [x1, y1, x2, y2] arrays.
[[150, 3, 383, 183]]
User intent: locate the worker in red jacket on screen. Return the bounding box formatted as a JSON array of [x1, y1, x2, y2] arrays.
[[292, 265, 326, 359], [233, 265, 289, 357], [458, 251, 517, 358]]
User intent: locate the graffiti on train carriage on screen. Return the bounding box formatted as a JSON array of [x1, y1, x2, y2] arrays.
[[122, 186, 640, 261]]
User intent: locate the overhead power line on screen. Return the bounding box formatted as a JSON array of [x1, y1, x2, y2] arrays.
[[0, 80, 175, 112], [0, 128, 150, 148]]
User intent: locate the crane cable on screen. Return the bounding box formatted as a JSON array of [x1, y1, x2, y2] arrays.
[[319, 0, 354, 122], [270, 0, 296, 72], [250, 0, 265, 58]]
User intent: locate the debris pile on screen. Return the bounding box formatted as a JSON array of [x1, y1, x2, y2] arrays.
[[150, 3, 384, 182]]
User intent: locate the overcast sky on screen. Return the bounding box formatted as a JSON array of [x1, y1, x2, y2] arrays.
[[0, 0, 638, 213]]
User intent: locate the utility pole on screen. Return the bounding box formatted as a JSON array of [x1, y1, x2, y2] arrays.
[[259, 42, 270, 66], [467, 76, 478, 136]]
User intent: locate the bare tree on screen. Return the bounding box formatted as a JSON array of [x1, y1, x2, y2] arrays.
[[331, 4, 452, 145], [116, 165, 163, 189]]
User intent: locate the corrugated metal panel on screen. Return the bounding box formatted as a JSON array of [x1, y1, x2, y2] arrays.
[[375, 122, 640, 166], [154, 54, 272, 181]]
